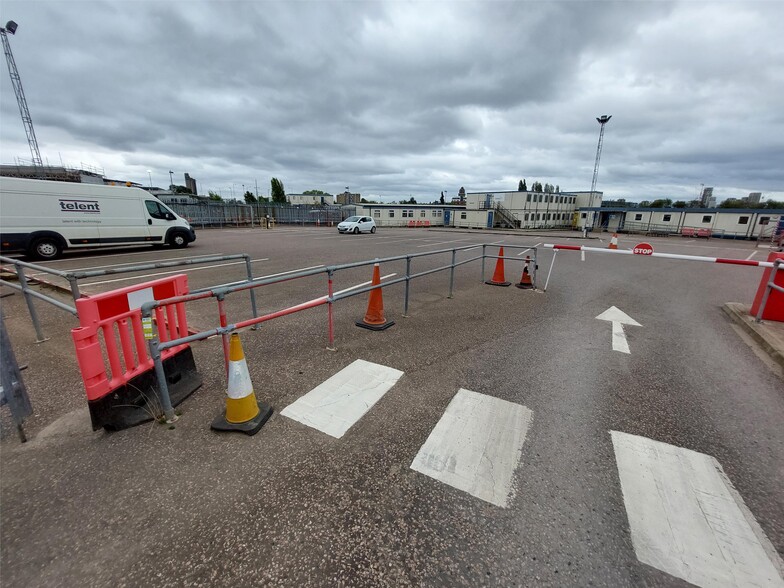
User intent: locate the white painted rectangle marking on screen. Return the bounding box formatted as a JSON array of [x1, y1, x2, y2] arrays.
[[612, 321, 630, 354], [611, 431, 784, 588], [410, 389, 533, 507], [280, 359, 403, 438]]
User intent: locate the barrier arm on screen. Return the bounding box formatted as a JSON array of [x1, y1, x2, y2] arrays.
[[543, 244, 776, 268]]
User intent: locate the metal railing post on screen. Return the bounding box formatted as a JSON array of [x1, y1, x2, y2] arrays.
[[448, 249, 456, 299], [532, 248, 538, 288], [147, 333, 177, 424], [15, 263, 48, 343], [244, 255, 260, 330], [326, 269, 336, 351], [67, 275, 81, 301], [217, 295, 230, 376], [481, 245, 487, 283], [403, 256, 412, 317]]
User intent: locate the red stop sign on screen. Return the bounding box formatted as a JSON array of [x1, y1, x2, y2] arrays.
[[633, 242, 654, 255]]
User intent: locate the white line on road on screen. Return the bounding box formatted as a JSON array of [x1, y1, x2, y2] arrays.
[[611, 431, 784, 588], [38, 253, 222, 275], [581, 250, 586, 262], [517, 243, 542, 256], [410, 389, 533, 507], [280, 359, 403, 438], [32, 248, 204, 265], [746, 250, 758, 261], [415, 238, 471, 248], [82, 259, 270, 287]]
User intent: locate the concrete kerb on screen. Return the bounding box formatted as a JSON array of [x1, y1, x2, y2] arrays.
[[722, 302, 784, 371]]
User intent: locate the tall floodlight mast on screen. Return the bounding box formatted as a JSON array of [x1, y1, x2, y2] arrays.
[[585, 114, 611, 236], [1, 20, 43, 167]]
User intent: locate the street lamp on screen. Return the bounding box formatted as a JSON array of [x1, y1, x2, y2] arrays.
[[168, 170, 174, 190], [147, 170, 153, 188], [586, 114, 612, 237]]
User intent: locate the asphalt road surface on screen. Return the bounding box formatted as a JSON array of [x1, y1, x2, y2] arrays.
[[2, 227, 783, 587]]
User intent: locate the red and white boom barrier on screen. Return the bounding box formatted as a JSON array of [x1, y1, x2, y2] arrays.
[[543, 243, 776, 268]]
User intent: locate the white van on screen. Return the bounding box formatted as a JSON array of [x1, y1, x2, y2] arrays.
[[0, 177, 196, 260]]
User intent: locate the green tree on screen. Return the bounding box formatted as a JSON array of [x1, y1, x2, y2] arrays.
[[270, 178, 286, 203], [518, 180, 524, 191], [522, 179, 527, 191], [303, 189, 331, 196], [764, 199, 784, 209], [208, 190, 223, 201], [171, 185, 192, 194], [719, 198, 745, 208], [244, 191, 257, 203], [440, 191, 445, 204], [638, 200, 651, 207], [555, 184, 560, 193], [687, 199, 702, 208], [649, 198, 673, 208], [673, 201, 687, 208]]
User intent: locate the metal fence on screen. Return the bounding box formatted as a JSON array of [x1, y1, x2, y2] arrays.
[[167, 202, 356, 229]]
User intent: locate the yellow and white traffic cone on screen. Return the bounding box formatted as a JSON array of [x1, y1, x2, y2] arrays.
[[211, 333, 273, 435]]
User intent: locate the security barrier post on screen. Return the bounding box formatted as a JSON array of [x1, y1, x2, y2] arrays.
[[217, 294, 230, 375], [15, 263, 48, 343], [448, 249, 456, 299], [755, 259, 783, 323], [67, 275, 81, 301], [403, 256, 411, 317], [147, 331, 177, 424]]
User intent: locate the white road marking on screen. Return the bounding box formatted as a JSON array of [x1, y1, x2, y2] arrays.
[[410, 389, 533, 507], [746, 250, 758, 261], [611, 431, 784, 588], [581, 250, 586, 262], [596, 306, 641, 354], [415, 238, 471, 248], [40, 253, 222, 275], [82, 259, 269, 287], [280, 359, 403, 438], [209, 264, 326, 289], [32, 248, 202, 265], [517, 243, 542, 256]]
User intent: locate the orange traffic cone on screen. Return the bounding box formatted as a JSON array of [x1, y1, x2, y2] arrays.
[[211, 333, 273, 435], [608, 233, 619, 249], [516, 256, 535, 289], [485, 247, 511, 287], [356, 263, 395, 331]]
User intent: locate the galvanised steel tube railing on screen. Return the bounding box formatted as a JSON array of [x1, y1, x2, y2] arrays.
[[141, 243, 539, 422]]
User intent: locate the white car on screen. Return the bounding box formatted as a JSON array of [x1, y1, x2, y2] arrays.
[[338, 216, 376, 234]]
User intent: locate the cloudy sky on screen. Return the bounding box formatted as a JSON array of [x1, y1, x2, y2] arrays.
[[1, 1, 782, 203]]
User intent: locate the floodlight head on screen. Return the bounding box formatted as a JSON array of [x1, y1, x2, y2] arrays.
[[5, 20, 18, 34], [597, 115, 612, 125]]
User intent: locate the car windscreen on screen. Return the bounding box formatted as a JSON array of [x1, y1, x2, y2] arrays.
[[344, 216, 360, 222]]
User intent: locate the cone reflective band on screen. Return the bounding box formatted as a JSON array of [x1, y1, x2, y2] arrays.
[[485, 246, 511, 287], [225, 335, 259, 423], [211, 333, 273, 435]]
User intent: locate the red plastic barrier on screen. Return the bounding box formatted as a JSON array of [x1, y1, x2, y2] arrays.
[[681, 228, 696, 237], [71, 274, 190, 402], [696, 228, 712, 238], [424, 220, 431, 227], [408, 220, 415, 228], [751, 252, 784, 321]]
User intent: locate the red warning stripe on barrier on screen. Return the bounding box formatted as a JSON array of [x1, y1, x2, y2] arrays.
[[544, 244, 776, 268]]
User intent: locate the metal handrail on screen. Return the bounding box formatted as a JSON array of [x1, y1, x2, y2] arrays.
[[141, 243, 539, 421]]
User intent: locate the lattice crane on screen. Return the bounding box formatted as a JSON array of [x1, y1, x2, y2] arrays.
[[1, 20, 43, 167]]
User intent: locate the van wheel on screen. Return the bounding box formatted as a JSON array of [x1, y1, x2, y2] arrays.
[[29, 237, 63, 260], [169, 232, 189, 248]]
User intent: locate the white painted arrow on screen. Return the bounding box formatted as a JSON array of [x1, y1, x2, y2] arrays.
[[595, 306, 642, 354]]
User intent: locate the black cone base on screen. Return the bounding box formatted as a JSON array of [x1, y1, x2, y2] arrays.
[[356, 320, 396, 331], [211, 401, 273, 436], [515, 282, 534, 289], [485, 281, 511, 287]]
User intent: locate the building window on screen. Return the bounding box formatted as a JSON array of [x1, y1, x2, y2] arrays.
[[389, 210, 395, 218], [738, 216, 749, 224], [635, 213, 643, 221], [432, 210, 438, 217], [527, 194, 531, 202], [402, 210, 410, 218], [702, 215, 712, 223], [547, 213, 551, 220], [460, 212, 467, 220], [420, 210, 426, 217], [760, 216, 770, 225], [536, 213, 541, 221], [539, 194, 543, 203], [581, 213, 587, 219], [524, 213, 529, 221], [373, 210, 380, 218], [663, 214, 671, 222]]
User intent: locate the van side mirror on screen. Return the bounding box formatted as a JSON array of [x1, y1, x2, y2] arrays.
[[165, 212, 175, 221]]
